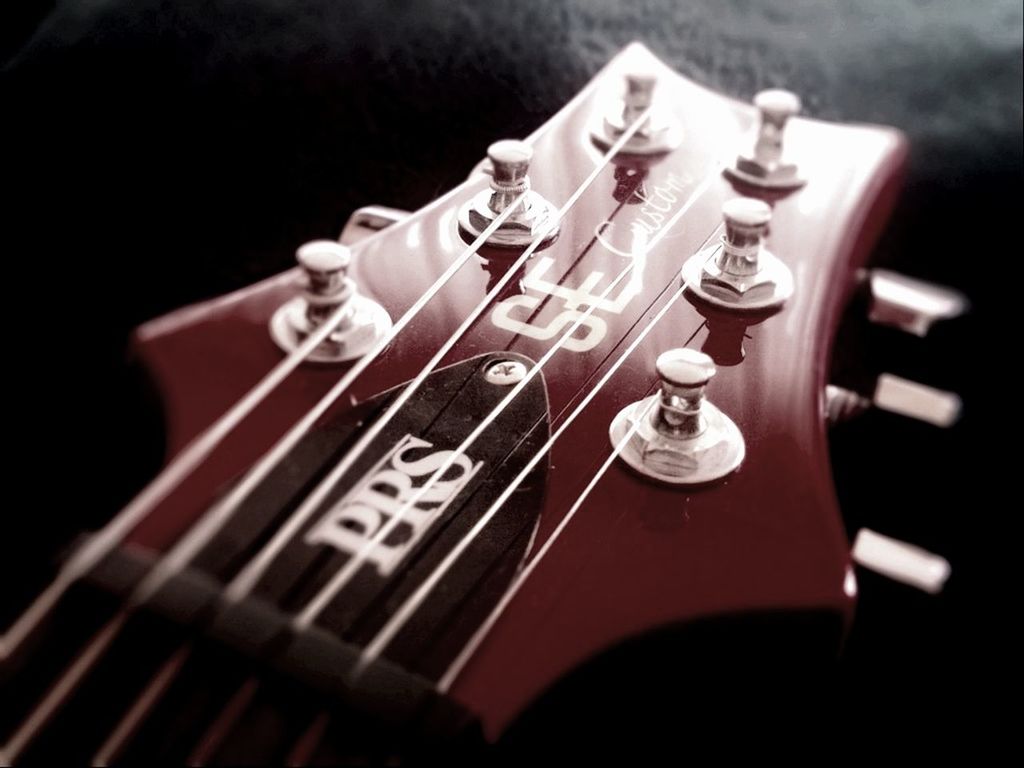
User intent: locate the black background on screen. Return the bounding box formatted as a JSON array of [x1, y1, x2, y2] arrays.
[[2, 0, 1020, 761]]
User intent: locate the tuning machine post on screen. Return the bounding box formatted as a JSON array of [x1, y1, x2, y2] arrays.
[[458, 140, 559, 250], [681, 197, 794, 311], [610, 349, 745, 486], [727, 89, 805, 190], [270, 240, 392, 363], [590, 71, 683, 156]]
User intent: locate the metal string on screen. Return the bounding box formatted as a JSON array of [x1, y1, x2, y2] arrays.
[[439, 395, 661, 692], [0, 195, 520, 765], [0, 191, 528, 763]]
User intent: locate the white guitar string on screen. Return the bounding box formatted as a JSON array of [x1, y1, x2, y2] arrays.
[[293, 173, 718, 631], [270, 384, 662, 757], [91, 644, 192, 766], [0, 109, 655, 764], [436, 252, 716, 692], [222, 107, 655, 606], [353, 179, 723, 673], [0, 613, 129, 765]]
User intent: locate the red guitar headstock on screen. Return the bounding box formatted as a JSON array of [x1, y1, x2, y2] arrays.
[[4, 43, 928, 762]]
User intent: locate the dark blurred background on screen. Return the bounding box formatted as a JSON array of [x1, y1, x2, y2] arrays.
[[2, 0, 1020, 760]]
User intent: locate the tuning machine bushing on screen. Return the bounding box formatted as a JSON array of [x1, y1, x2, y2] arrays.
[[610, 349, 745, 486], [591, 71, 683, 156], [727, 89, 805, 190], [458, 140, 559, 249], [681, 197, 793, 311]]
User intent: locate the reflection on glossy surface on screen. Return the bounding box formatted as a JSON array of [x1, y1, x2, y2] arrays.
[[686, 293, 780, 366], [612, 164, 648, 204]]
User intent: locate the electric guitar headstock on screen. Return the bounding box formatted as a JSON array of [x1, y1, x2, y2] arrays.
[[1, 43, 965, 763]]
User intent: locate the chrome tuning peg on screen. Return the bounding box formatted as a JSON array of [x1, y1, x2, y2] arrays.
[[590, 71, 683, 155], [681, 197, 794, 311], [270, 240, 392, 363], [864, 269, 969, 336], [458, 139, 559, 249], [727, 89, 805, 189], [610, 348, 745, 485], [825, 374, 962, 428]]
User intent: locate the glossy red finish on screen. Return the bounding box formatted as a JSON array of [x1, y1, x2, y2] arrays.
[[128, 44, 906, 739]]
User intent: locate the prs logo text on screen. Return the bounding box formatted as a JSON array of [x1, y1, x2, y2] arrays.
[[305, 435, 482, 576]]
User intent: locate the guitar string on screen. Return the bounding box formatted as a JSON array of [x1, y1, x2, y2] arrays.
[[185, 678, 261, 766], [352, 192, 722, 675], [283, 711, 331, 767], [292, 170, 720, 633], [2, 110, 655, 764], [91, 643, 193, 766], [295, 253, 645, 628], [0, 195, 527, 765], [0, 188, 525, 664]]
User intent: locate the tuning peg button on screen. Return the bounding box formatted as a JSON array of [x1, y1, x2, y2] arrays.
[[610, 349, 745, 485], [873, 374, 961, 427], [825, 375, 962, 428], [865, 269, 969, 336], [270, 240, 392, 363], [852, 529, 951, 594]]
